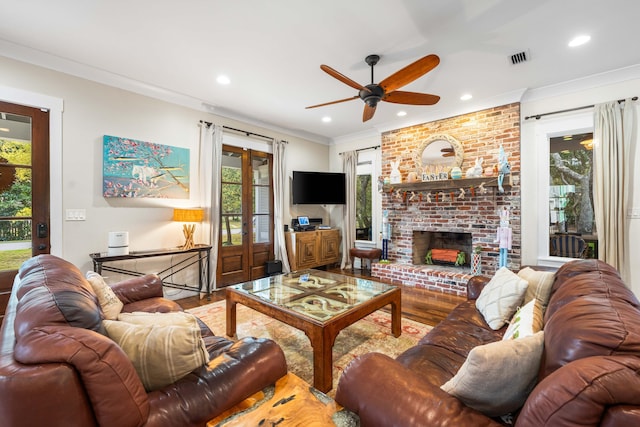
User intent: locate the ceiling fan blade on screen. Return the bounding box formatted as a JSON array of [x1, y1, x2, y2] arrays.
[[442, 152, 455, 157], [306, 96, 359, 109], [321, 65, 370, 92], [383, 90, 440, 105], [379, 54, 440, 93], [363, 104, 376, 122]]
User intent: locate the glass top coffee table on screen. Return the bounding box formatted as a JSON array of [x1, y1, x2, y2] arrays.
[[226, 269, 401, 392]]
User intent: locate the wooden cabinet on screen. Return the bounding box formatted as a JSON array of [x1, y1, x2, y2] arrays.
[[285, 229, 341, 271]]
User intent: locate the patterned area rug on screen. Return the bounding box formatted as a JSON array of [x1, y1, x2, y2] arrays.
[[187, 300, 432, 396]]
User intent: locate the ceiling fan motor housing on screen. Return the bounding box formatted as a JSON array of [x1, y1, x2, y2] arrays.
[[360, 84, 384, 107]]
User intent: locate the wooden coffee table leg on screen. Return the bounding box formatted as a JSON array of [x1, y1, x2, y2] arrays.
[[391, 289, 402, 337], [226, 296, 237, 337], [308, 325, 336, 393]]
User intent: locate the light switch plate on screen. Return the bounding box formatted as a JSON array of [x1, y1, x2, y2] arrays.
[[65, 209, 86, 221]]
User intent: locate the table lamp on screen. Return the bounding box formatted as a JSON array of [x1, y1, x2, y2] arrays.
[[172, 208, 204, 250]]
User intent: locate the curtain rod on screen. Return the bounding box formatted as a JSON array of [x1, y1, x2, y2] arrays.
[[199, 120, 287, 143], [339, 145, 380, 155], [524, 96, 638, 121]]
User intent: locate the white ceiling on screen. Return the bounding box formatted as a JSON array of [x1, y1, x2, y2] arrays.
[[1, 0, 640, 144]]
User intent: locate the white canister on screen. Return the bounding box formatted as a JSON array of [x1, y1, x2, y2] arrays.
[[108, 231, 129, 255]]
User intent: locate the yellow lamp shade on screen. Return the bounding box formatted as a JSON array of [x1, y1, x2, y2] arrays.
[[172, 208, 204, 249], [172, 208, 204, 223]]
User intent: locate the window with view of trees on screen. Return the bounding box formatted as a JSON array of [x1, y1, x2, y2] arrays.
[[356, 173, 372, 240], [356, 150, 378, 242], [549, 132, 597, 258]]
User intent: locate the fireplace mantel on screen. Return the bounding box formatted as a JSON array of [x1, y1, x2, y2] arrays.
[[383, 175, 513, 193]]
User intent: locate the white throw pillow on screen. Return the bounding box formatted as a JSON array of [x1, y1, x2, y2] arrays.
[[86, 271, 124, 320], [441, 331, 545, 417], [518, 267, 555, 311], [476, 267, 529, 330], [104, 319, 210, 391], [502, 298, 543, 340]]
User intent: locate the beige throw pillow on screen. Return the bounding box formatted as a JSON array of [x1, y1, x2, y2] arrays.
[[502, 298, 543, 340], [441, 331, 545, 417], [117, 311, 199, 327], [86, 271, 124, 320], [518, 267, 555, 311], [475, 267, 529, 330], [104, 319, 210, 391]]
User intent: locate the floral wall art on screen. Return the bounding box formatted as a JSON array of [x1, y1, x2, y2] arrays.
[[102, 135, 190, 198]]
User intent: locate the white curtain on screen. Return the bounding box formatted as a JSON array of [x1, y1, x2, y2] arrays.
[[341, 150, 357, 269], [273, 139, 291, 272], [593, 99, 637, 282], [199, 123, 223, 290]]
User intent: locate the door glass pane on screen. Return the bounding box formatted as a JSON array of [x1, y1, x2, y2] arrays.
[[221, 151, 242, 246], [0, 112, 33, 270], [549, 132, 597, 258], [252, 155, 271, 244]]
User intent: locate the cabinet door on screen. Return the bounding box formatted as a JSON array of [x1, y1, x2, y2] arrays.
[[319, 231, 340, 264], [295, 232, 318, 270]]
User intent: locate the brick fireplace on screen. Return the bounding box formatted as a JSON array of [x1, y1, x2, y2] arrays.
[[372, 103, 521, 297]]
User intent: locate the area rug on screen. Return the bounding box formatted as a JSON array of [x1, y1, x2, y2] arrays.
[[187, 300, 432, 396]]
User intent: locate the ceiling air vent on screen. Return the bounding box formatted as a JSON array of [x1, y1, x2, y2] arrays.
[[510, 50, 529, 65]]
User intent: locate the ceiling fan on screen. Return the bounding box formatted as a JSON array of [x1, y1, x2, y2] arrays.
[[306, 54, 441, 122]]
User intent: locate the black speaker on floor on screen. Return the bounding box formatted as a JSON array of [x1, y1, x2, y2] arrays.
[[265, 260, 283, 276]]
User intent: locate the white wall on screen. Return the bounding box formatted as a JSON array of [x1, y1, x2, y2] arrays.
[[0, 56, 328, 282]]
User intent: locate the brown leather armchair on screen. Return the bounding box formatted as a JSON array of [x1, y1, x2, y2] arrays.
[[0, 255, 288, 427]]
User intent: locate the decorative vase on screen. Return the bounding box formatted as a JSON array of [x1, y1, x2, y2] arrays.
[[471, 252, 482, 275], [450, 167, 462, 179]]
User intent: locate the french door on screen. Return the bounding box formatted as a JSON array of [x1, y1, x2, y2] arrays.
[[0, 101, 50, 324], [217, 145, 274, 286]]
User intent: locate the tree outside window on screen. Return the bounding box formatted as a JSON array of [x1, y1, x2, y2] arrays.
[[356, 173, 372, 240], [549, 132, 597, 257]]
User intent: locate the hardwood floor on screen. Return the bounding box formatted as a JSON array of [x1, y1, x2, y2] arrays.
[[176, 267, 465, 326]]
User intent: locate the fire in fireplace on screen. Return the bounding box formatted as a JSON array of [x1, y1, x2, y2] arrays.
[[412, 231, 473, 267]]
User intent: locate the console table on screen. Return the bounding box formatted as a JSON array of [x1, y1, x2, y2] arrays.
[[90, 244, 212, 298]]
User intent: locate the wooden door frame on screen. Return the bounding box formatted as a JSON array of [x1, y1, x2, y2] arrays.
[[217, 145, 274, 286], [0, 88, 63, 256]]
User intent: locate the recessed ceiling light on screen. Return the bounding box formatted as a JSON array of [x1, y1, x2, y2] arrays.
[[568, 35, 591, 47], [397, 111, 407, 117], [322, 116, 332, 123], [216, 75, 230, 85], [460, 94, 472, 101]]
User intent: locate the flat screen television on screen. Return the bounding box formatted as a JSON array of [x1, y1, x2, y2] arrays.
[[292, 170, 346, 205]]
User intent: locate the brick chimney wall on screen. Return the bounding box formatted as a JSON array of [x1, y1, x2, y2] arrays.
[[373, 103, 521, 296]]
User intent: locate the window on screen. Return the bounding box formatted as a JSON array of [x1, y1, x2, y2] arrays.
[[355, 149, 379, 242], [548, 132, 597, 259], [532, 110, 593, 264]]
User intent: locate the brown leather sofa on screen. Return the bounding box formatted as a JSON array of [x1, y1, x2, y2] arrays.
[[0, 254, 288, 427], [336, 259, 640, 426]]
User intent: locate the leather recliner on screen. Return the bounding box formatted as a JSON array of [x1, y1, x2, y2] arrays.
[[0, 254, 288, 427]]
